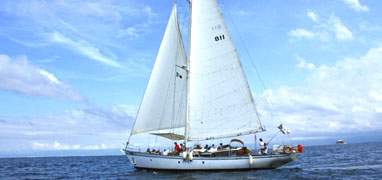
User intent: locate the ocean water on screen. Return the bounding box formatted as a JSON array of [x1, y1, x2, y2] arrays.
[[0, 142, 381, 179]]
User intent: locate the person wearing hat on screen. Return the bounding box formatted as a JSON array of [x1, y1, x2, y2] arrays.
[[259, 138, 268, 155]]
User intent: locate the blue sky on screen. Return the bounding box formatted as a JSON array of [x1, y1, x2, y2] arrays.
[[1, 0, 382, 156]]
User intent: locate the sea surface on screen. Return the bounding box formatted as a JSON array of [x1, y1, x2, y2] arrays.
[[0, 142, 381, 179]]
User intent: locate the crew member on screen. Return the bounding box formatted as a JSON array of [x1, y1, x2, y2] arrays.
[[174, 142, 181, 154], [259, 138, 268, 155]]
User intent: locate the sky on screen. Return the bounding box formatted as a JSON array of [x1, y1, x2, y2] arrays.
[[0, 0, 382, 157]]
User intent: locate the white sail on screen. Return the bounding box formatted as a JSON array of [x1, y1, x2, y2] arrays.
[[131, 5, 187, 135], [188, 0, 262, 141]]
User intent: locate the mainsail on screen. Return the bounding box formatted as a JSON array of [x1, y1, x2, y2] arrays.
[[131, 5, 187, 135], [187, 0, 262, 141]]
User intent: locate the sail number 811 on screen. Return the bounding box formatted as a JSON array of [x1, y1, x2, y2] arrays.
[[214, 34, 225, 42]]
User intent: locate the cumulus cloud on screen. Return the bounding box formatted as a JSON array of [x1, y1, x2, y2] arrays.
[[343, 0, 369, 12], [297, 56, 316, 70], [32, 141, 109, 150], [258, 45, 382, 133], [289, 14, 352, 41], [228, 9, 251, 17], [0, 105, 134, 151], [328, 15, 353, 41], [116, 5, 157, 40], [307, 11, 318, 22], [117, 24, 152, 40], [288, 28, 315, 39], [0, 54, 81, 100]]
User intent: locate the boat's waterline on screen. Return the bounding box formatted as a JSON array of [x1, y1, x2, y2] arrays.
[[126, 151, 297, 170]]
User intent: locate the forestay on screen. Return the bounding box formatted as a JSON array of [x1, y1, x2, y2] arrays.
[[188, 0, 262, 141], [131, 5, 187, 135]]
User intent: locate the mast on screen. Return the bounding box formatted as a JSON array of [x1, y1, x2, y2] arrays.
[[184, 0, 192, 148]]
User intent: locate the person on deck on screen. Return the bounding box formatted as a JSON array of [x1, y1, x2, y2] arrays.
[[180, 143, 185, 152], [259, 138, 268, 155], [208, 144, 217, 153], [174, 142, 181, 154], [163, 149, 169, 156], [218, 143, 223, 150], [195, 144, 202, 149], [151, 149, 157, 154], [204, 144, 209, 152]]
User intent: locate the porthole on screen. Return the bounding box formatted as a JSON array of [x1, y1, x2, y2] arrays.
[[202, 161, 205, 164]]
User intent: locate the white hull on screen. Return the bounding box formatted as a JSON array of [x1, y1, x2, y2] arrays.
[[126, 151, 297, 170]]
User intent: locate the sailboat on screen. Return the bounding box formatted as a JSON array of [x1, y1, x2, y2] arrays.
[[123, 0, 301, 170]]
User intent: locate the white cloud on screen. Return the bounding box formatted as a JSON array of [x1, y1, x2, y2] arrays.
[[116, 4, 157, 39], [369, 91, 382, 102], [359, 22, 382, 32], [32, 141, 109, 150], [0, 54, 81, 100], [288, 28, 315, 39], [297, 56, 316, 70], [141, 5, 156, 18], [0, 1, 157, 70], [0, 105, 134, 151], [48, 32, 123, 68], [289, 14, 353, 41], [328, 15, 353, 41], [117, 24, 152, 40], [111, 104, 138, 117], [343, 0, 369, 12], [258, 45, 382, 134], [229, 9, 251, 17], [123, 27, 140, 38], [290, 136, 330, 141], [307, 11, 318, 22]]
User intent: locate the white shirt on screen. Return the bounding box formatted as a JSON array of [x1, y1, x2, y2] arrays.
[[208, 147, 217, 153], [260, 141, 265, 149]]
